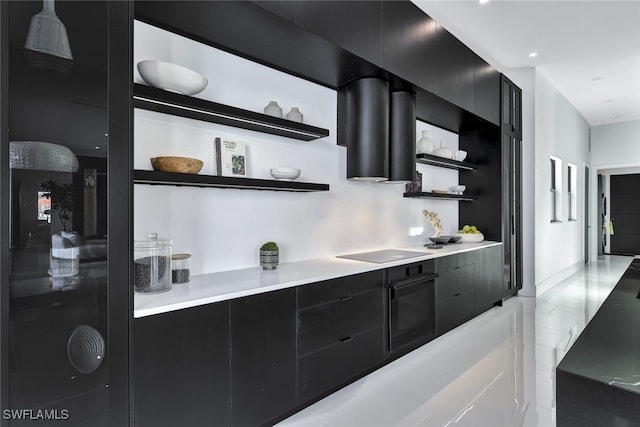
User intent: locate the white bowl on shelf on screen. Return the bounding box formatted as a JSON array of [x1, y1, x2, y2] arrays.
[[137, 60, 208, 95], [455, 150, 468, 161], [455, 232, 484, 243], [448, 185, 466, 195], [269, 167, 301, 180]]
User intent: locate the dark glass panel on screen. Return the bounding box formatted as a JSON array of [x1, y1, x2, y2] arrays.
[[7, 2, 109, 424]]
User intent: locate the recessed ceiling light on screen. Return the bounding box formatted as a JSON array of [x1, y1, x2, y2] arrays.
[[479, 0, 490, 4], [528, 52, 538, 58], [605, 99, 614, 103], [95, 146, 100, 150]]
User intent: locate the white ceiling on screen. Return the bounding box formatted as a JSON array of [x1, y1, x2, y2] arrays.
[[413, 0, 640, 127]]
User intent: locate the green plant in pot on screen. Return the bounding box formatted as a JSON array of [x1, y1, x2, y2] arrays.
[[260, 241, 279, 270]]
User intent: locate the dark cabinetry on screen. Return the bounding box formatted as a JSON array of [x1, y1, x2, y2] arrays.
[[381, 1, 499, 124], [230, 289, 296, 427], [433, 25, 475, 113], [501, 75, 523, 296], [255, 0, 499, 126], [297, 271, 384, 404], [134, 302, 230, 427], [475, 244, 504, 311], [381, 0, 437, 94], [250, 0, 295, 22], [434, 247, 503, 335], [134, 289, 297, 427], [293, 1, 382, 66], [473, 53, 501, 125], [435, 259, 476, 334], [132, 247, 502, 426], [502, 77, 522, 135], [3, 1, 131, 423]]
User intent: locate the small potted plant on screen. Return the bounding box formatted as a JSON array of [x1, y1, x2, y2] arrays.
[[260, 241, 279, 270]]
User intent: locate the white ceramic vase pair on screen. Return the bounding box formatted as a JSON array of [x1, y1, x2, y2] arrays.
[[416, 131, 448, 157], [264, 101, 303, 123]]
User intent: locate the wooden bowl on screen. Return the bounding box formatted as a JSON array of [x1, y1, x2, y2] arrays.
[[150, 156, 203, 174]]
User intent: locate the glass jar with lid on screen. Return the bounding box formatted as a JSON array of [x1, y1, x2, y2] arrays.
[[134, 233, 172, 293], [171, 253, 191, 284]]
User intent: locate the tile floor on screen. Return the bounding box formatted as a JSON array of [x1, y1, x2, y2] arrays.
[[276, 255, 634, 427]]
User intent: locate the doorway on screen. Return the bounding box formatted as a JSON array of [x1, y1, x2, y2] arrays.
[[609, 174, 640, 255]]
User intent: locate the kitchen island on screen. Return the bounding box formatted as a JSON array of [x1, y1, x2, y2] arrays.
[[556, 257, 640, 426]]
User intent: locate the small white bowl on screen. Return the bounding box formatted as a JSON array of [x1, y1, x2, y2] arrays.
[[448, 185, 466, 194], [269, 167, 301, 180], [137, 60, 208, 95], [455, 150, 468, 161]]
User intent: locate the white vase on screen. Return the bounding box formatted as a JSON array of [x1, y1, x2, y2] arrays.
[[416, 130, 433, 154], [264, 101, 283, 118], [434, 141, 453, 159], [286, 107, 303, 123]]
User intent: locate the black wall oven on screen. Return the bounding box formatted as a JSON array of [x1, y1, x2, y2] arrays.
[[388, 261, 437, 353]]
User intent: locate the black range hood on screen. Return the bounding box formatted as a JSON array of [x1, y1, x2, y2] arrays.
[[388, 90, 416, 183], [338, 78, 416, 183], [339, 77, 389, 182]]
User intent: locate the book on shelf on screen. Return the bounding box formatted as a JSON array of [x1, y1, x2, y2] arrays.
[[214, 138, 247, 177]]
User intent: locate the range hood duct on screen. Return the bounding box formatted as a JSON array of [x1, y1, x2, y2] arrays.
[[388, 91, 416, 183], [342, 78, 389, 182]]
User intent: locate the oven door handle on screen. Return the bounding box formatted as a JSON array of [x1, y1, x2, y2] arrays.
[[390, 273, 438, 299]]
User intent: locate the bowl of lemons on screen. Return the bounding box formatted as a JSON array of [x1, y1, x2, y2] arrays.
[[455, 224, 484, 242]]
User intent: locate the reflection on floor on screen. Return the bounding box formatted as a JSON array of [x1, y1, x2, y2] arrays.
[[277, 255, 633, 427]]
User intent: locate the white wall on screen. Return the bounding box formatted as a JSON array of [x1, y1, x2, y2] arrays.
[[133, 21, 463, 275], [591, 120, 640, 167], [533, 70, 590, 295]]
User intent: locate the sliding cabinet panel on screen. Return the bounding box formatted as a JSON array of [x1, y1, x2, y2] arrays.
[[4, 2, 131, 425]]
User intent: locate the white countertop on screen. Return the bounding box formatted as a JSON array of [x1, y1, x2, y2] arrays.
[[134, 241, 502, 318]]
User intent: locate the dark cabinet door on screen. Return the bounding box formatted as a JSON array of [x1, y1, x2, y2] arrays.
[[434, 26, 475, 113], [4, 1, 131, 424], [250, 0, 295, 22], [134, 303, 230, 427], [502, 77, 514, 131], [513, 86, 522, 136], [502, 131, 515, 295], [298, 290, 383, 356], [501, 74, 523, 295], [298, 326, 383, 403], [230, 288, 296, 427], [294, 0, 382, 66], [381, 0, 437, 93], [473, 53, 501, 125], [475, 245, 504, 311], [502, 75, 522, 137], [297, 273, 384, 405], [435, 264, 476, 334], [297, 270, 383, 309]]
